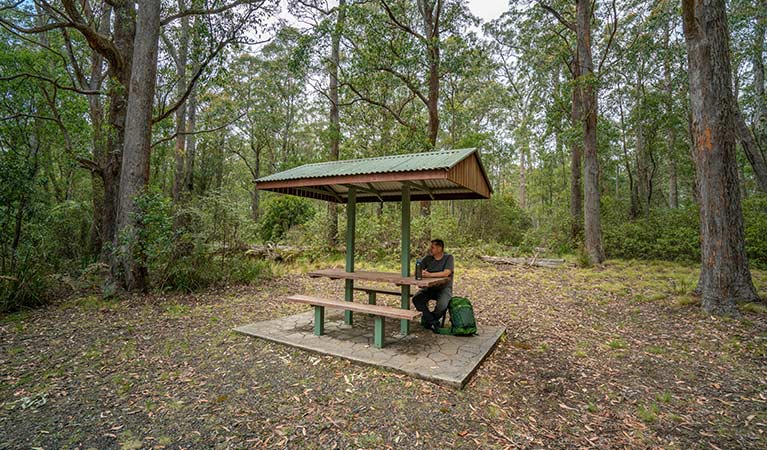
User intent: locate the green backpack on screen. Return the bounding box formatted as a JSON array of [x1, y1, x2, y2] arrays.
[[437, 297, 477, 336]]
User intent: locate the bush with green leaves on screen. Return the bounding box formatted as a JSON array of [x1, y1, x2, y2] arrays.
[[602, 206, 700, 263], [743, 194, 767, 269], [465, 193, 532, 246], [258, 195, 316, 243], [127, 189, 270, 292], [600, 198, 767, 269]]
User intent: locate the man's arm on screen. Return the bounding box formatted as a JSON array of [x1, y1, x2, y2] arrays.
[[423, 254, 454, 278], [422, 268, 452, 278]]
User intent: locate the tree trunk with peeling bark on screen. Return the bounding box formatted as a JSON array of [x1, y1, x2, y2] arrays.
[[171, 0, 190, 202], [570, 60, 583, 238], [114, 0, 161, 292], [664, 21, 679, 208], [735, 108, 767, 193], [576, 0, 604, 264], [682, 0, 760, 315], [101, 1, 136, 261], [184, 88, 197, 193], [327, 0, 346, 248]]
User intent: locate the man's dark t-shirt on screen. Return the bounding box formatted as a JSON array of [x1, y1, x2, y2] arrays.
[[421, 253, 454, 290]]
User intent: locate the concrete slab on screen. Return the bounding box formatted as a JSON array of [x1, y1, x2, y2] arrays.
[[234, 310, 505, 389]]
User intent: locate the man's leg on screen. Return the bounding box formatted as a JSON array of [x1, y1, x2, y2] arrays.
[[431, 288, 453, 327], [412, 288, 434, 327]]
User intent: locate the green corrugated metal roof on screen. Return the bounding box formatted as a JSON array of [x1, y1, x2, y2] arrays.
[[256, 148, 477, 182]]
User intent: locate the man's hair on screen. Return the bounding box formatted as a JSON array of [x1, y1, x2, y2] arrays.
[[431, 239, 445, 250]]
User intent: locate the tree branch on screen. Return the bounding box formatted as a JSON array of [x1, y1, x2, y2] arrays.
[[537, 2, 575, 32], [345, 81, 417, 131], [0, 73, 103, 95], [374, 66, 428, 105], [597, 0, 618, 74], [151, 113, 245, 148], [381, 0, 426, 41], [160, 0, 266, 26]]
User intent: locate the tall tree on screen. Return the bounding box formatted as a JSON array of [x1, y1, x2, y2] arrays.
[[576, 0, 604, 263], [681, 0, 760, 315], [328, 0, 347, 247], [115, 0, 161, 291], [168, 0, 192, 202]]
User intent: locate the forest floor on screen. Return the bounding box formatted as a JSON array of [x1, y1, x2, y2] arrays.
[[1, 258, 767, 449]]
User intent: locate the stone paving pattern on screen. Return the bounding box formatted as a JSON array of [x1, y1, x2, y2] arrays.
[[234, 310, 505, 388]]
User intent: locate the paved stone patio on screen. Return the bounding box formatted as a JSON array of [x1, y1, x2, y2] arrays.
[[234, 310, 505, 388]]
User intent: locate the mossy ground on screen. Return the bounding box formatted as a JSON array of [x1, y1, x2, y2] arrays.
[[1, 258, 766, 449]]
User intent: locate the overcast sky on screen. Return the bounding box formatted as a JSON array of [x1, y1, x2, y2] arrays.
[[276, 1, 511, 27], [466, 0, 509, 23]]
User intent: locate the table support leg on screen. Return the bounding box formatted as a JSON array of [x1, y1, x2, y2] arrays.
[[400, 285, 410, 335], [345, 187, 356, 326], [314, 306, 324, 336], [344, 280, 353, 325], [374, 316, 385, 348], [400, 185, 410, 336]]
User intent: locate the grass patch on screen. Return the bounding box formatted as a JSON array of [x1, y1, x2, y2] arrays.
[[674, 295, 699, 307], [1, 310, 31, 323], [656, 392, 672, 404], [164, 303, 190, 318], [646, 345, 666, 355], [741, 302, 767, 315], [607, 339, 628, 350], [66, 295, 120, 312], [637, 403, 659, 423]]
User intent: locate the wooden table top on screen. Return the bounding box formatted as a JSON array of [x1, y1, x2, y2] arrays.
[[307, 268, 449, 289]]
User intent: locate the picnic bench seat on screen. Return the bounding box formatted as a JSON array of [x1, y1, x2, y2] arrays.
[[353, 286, 413, 305], [287, 294, 421, 348]]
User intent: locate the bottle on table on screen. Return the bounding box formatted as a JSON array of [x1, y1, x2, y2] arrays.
[[415, 258, 423, 280]]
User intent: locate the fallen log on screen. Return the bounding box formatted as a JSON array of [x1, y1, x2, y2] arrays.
[[480, 255, 566, 268], [244, 244, 302, 262]]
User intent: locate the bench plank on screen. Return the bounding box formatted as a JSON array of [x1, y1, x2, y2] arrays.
[[353, 287, 414, 297], [287, 294, 421, 321]]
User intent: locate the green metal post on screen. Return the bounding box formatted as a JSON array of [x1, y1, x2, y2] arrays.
[[368, 291, 376, 305], [400, 185, 411, 336], [314, 306, 324, 336], [374, 316, 385, 348], [344, 187, 356, 325]]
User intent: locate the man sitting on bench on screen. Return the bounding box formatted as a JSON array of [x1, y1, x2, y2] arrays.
[[413, 239, 454, 333]]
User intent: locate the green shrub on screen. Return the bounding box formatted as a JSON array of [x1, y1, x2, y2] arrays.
[[126, 190, 271, 292], [258, 195, 315, 242], [466, 193, 532, 245], [602, 207, 700, 263], [600, 197, 767, 268], [743, 195, 767, 269]]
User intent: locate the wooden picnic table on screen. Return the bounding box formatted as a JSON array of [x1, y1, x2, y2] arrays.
[[307, 268, 450, 289]]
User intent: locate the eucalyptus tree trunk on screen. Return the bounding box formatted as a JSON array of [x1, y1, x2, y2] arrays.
[[115, 0, 161, 291], [172, 0, 190, 202], [327, 0, 346, 248], [102, 0, 136, 259], [576, 0, 604, 264], [735, 108, 767, 192], [570, 60, 583, 239], [737, 1, 767, 193], [184, 88, 197, 193], [755, 0, 766, 145], [417, 0, 440, 147], [682, 0, 760, 315], [664, 20, 679, 208], [417, 0, 441, 219], [519, 141, 527, 209]]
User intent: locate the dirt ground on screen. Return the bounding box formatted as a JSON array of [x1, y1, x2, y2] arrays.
[[1, 259, 766, 449]]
